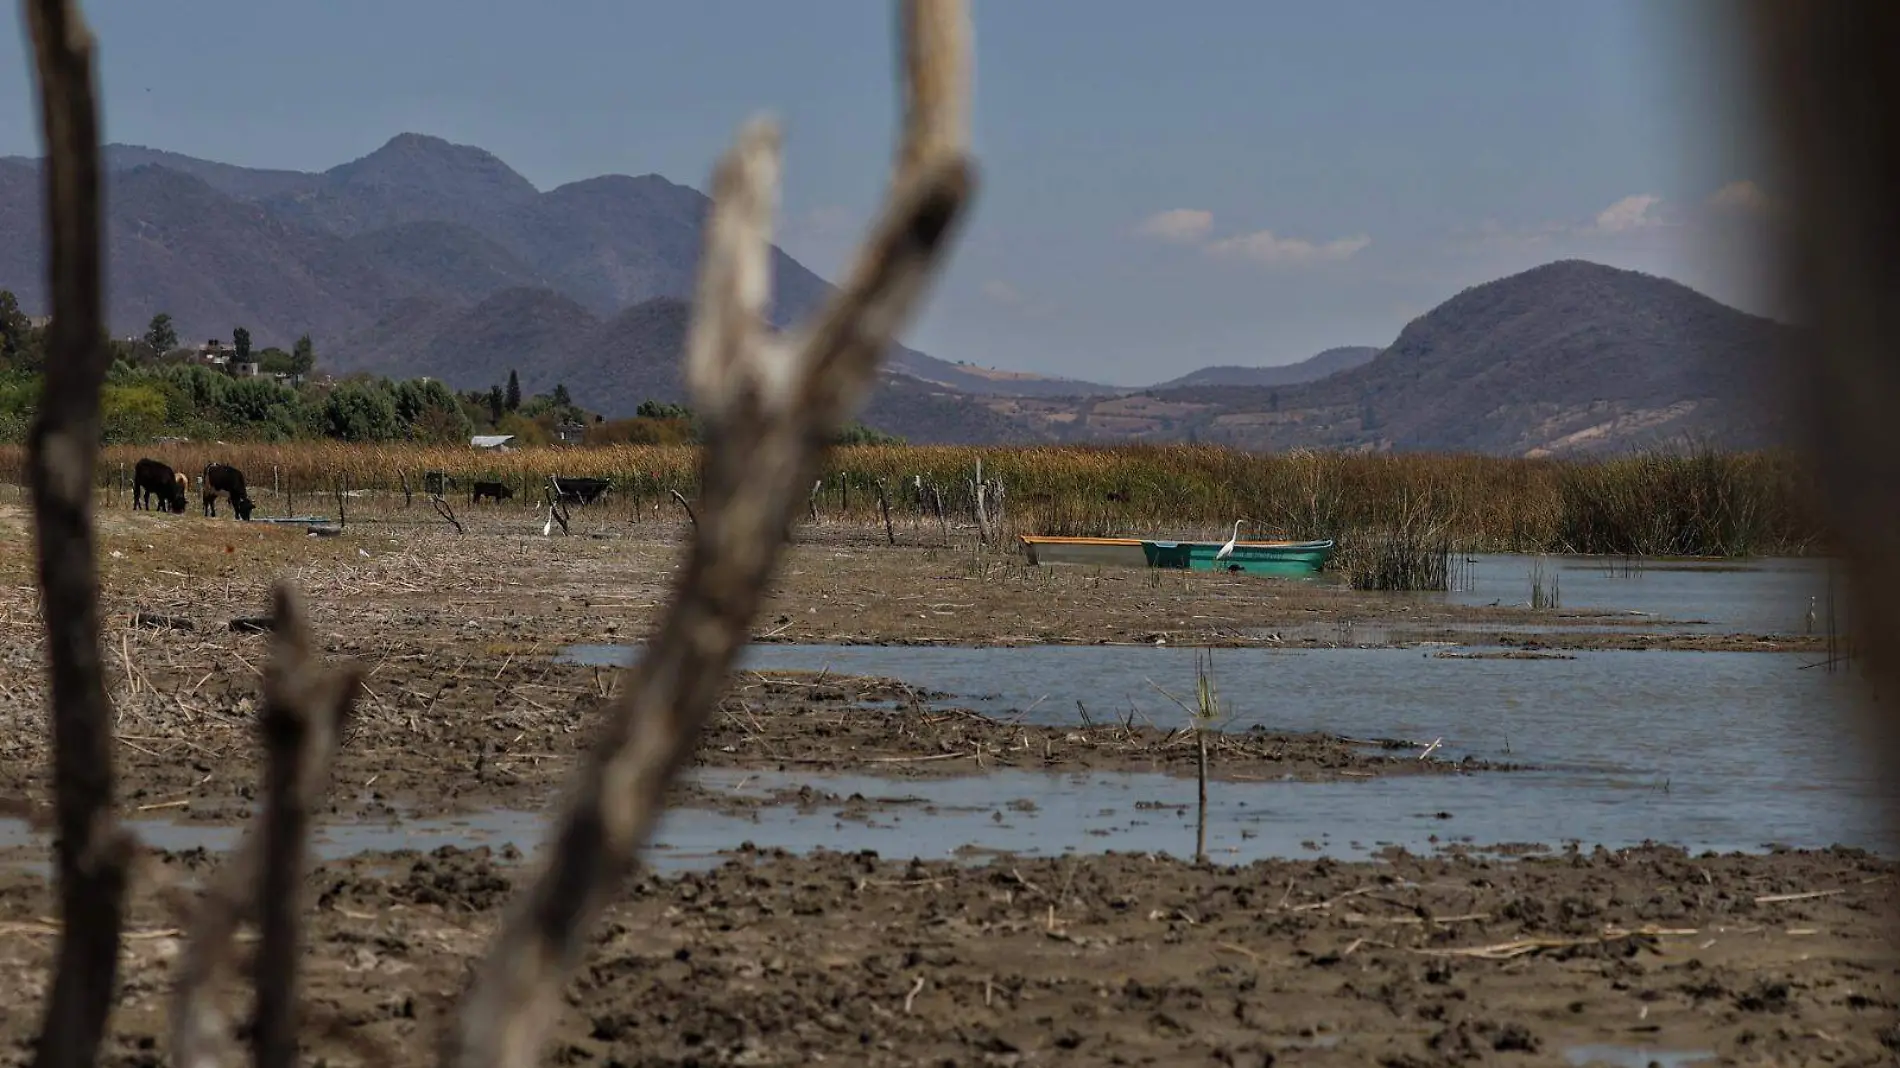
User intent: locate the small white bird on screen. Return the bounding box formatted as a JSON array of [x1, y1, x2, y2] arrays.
[[1214, 519, 1247, 561], [542, 510, 554, 537]]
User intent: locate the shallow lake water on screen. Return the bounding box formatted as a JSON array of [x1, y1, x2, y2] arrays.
[[552, 639, 1894, 858], [1442, 553, 1838, 635], [2, 557, 1879, 870]]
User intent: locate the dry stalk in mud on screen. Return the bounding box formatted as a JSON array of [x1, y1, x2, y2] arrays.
[[20, 3, 135, 1065], [20, 3, 973, 1068], [449, 2, 974, 1059], [169, 586, 362, 1068]]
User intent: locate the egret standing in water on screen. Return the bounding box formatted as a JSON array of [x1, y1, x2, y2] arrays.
[[1214, 519, 1248, 562]]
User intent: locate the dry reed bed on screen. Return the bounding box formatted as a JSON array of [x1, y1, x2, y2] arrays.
[[0, 442, 1826, 557]]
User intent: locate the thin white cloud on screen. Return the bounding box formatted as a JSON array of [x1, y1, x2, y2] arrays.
[[1708, 180, 1771, 215], [1204, 230, 1372, 265], [1135, 208, 1215, 243], [1589, 193, 1666, 234]]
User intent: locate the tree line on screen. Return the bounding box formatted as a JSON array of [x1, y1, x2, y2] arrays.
[[0, 292, 904, 447]]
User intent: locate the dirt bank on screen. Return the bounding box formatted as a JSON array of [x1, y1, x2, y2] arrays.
[[0, 503, 1822, 656], [0, 627, 1516, 825], [0, 843, 1890, 1066]]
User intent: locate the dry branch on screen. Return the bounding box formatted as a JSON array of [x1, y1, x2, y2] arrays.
[[21, 2, 136, 1065], [669, 488, 698, 527], [447, 3, 976, 1065], [431, 494, 465, 534], [169, 585, 362, 1068]]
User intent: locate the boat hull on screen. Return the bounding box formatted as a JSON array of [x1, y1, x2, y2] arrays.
[[1017, 536, 1150, 568], [1142, 538, 1335, 575], [1019, 535, 1335, 575]]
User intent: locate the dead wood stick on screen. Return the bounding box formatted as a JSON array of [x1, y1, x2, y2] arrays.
[[670, 487, 699, 527], [251, 584, 359, 1068], [877, 478, 897, 545], [21, 3, 137, 1066], [169, 585, 361, 1068], [431, 494, 464, 534], [447, 4, 975, 1066]]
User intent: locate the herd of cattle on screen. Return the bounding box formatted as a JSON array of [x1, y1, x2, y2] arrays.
[[133, 457, 254, 519], [131, 458, 615, 521], [438, 473, 613, 507]]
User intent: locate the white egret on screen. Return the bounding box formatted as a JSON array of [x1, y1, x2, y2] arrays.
[[542, 508, 554, 537], [1214, 519, 1247, 561]]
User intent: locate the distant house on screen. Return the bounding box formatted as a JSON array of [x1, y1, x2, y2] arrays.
[[554, 420, 587, 446], [25, 315, 51, 330], [231, 359, 260, 378], [470, 434, 515, 451]]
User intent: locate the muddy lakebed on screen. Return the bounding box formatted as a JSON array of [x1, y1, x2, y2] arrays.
[[0, 508, 1892, 1065]]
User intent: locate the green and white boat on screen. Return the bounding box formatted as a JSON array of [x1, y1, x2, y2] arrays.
[[1018, 535, 1335, 576]]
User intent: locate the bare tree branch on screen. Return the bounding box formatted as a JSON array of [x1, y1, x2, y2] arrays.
[[1739, 3, 1900, 773], [21, 2, 135, 1065], [169, 585, 361, 1068], [446, 3, 976, 1065], [252, 585, 360, 1068]]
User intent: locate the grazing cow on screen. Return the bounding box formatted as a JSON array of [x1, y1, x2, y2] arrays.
[[550, 476, 612, 506], [470, 481, 514, 505], [132, 457, 189, 514], [202, 463, 255, 520]]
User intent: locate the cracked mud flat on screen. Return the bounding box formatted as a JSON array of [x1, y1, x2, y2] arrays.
[[0, 844, 1893, 1066]]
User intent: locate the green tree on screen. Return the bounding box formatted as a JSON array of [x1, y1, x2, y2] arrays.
[[219, 377, 309, 439], [551, 382, 572, 408], [232, 326, 252, 362], [0, 290, 27, 366], [321, 382, 400, 442], [832, 422, 905, 446], [505, 369, 521, 411], [255, 347, 294, 375], [144, 312, 178, 353], [635, 399, 693, 420], [99, 383, 169, 443], [392, 378, 470, 442], [290, 334, 315, 384], [487, 384, 505, 424], [413, 403, 474, 444], [496, 410, 548, 445]]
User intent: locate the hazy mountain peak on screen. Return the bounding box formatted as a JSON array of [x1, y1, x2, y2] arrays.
[[327, 133, 540, 200]]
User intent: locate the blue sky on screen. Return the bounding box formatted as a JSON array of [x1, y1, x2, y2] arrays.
[[1, 1, 1771, 386]]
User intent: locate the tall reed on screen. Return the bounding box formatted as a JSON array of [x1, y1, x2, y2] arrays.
[[0, 441, 1827, 558]]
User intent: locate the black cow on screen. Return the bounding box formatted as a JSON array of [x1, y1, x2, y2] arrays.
[[132, 457, 189, 514], [470, 481, 514, 505], [203, 463, 255, 520], [550, 476, 611, 505]]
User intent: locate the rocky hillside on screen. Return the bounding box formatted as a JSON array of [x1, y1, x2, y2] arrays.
[[0, 134, 1116, 399], [1149, 346, 1378, 390], [994, 262, 1793, 456]]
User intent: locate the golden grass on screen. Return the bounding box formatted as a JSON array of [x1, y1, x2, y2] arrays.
[[0, 441, 1826, 556]]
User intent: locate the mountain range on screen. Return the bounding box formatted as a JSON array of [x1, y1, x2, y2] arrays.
[[0, 135, 1795, 454], [984, 261, 1792, 454]]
